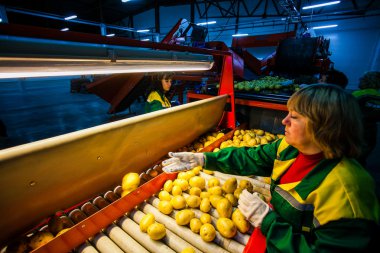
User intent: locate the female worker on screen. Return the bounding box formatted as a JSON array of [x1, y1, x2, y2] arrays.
[[162, 84, 379, 252], [145, 72, 174, 113]]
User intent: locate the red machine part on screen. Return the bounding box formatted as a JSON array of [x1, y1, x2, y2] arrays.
[[32, 172, 177, 253], [231, 31, 296, 76]]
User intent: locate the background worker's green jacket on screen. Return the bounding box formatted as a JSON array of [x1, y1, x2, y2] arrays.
[[145, 90, 171, 113], [204, 139, 380, 252]]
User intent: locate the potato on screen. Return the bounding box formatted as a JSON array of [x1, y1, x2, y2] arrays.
[[222, 177, 237, 194], [200, 198, 211, 213], [122, 172, 140, 191], [216, 218, 237, 238], [200, 223, 216, 242], [170, 195, 186, 210], [189, 176, 205, 190], [189, 218, 202, 233], [147, 223, 166, 240], [140, 213, 155, 233], [29, 231, 54, 249], [232, 209, 250, 233], [175, 209, 195, 226], [216, 198, 233, 218], [186, 195, 201, 208]]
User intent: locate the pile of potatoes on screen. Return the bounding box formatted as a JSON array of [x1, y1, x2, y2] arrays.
[[216, 129, 284, 152], [176, 128, 284, 153], [151, 166, 265, 242], [176, 131, 226, 152]]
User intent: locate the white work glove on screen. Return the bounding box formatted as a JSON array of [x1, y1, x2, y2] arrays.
[[162, 152, 204, 173], [238, 189, 271, 228]]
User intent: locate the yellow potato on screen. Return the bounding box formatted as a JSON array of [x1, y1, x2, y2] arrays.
[[232, 209, 250, 233], [192, 166, 202, 175], [200, 213, 212, 224], [170, 195, 186, 210], [158, 200, 173, 215], [140, 213, 155, 233], [122, 172, 140, 191], [163, 180, 173, 192], [222, 178, 237, 194], [216, 132, 225, 139], [234, 187, 243, 199], [177, 172, 188, 180], [181, 247, 196, 253], [200, 223, 216, 242], [189, 218, 202, 233], [189, 176, 206, 190], [208, 186, 223, 196], [56, 228, 70, 237], [189, 187, 201, 196], [29, 231, 54, 249], [175, 209, 195, 226], [186, 195, 201, 208], [209, 195, 224, 209], [172, 185, 183, 196], [200, 191, 211, 199], [203, 169, 214, 175], [186, 170, 196, 179], [158, 190, 172, 201], [199, 198, 211, 213], [239, 180, 253, 193], [216, 198, 233, 218], [216, 218, 237, 238], [224, 193, 238, 207], [207, 178, 220, 188], [121, 190, 131, 197], [174, 179, 189, 191], [256, 129, 264, 136], [147, 223, 166, 240]]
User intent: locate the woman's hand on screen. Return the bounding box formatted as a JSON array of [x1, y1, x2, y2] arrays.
[[238, 190, 271, 228], [162, 152, 204, 173]]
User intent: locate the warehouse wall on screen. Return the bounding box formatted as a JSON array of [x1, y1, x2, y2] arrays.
[[312, 16, 380, 89], [133, 5, 380, 90]]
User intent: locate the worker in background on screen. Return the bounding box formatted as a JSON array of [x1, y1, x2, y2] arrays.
[[319, 68, 348, 88], [145, 72, 174, 113], [162, 84, 379, 253], [352, 71, 380, 167]]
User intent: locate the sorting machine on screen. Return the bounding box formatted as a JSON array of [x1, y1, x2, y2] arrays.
[[0, 23, 257, 252]]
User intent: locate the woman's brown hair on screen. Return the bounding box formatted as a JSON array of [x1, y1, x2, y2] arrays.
[[287, 84, 364, 159]]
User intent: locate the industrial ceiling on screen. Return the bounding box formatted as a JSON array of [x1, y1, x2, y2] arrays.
[[1, 0, 380, 35]]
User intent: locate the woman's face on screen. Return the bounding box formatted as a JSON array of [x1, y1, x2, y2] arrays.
[[282, 110, 319, 154], [161, 78, 172, 92]]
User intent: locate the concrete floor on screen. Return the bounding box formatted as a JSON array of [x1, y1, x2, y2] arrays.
[[0, 76, 379, 198]]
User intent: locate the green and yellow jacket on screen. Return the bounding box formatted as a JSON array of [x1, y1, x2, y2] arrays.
[[204, 139, 380, 252], [145, 90, 171, 113]]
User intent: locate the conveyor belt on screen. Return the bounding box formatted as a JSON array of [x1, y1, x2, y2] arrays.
[[27, 169, 270, 253], [0, 95, 228, 245]]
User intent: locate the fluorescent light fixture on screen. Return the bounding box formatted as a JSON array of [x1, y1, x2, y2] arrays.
[[232, 33, 248, 37], [141, 39, 150, 41], [64, 15, 77, 20], [106, 33, 115, 37], [312, 24, 338, 29], [121, 0, 130, 2], [196, 21, 216, 26], [302, 1, 340, 10], [60, 28, 69, 32], [0, 18, 2, 23], [137, 29, 150, 33], [0, 36, 214, 79], [0, 58, 214, 79]]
